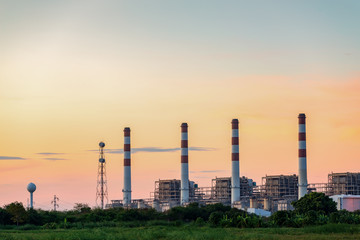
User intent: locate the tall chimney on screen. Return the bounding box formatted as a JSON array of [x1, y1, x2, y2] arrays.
[[298, 114, 308, 199], [231, 119, 240, 206], [180, 123, 189, 205], [123, 127, 131, 205]]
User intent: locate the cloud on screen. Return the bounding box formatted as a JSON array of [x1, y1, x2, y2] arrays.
[[36, 152, 64, 155], [89, 147, 216, 154], [0, 156, 26, 160], [189, 147, 216, 151], [43, 158, 67, 161]]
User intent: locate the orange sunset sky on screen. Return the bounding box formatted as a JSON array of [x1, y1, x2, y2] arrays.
[[1, 1, 360, 210]]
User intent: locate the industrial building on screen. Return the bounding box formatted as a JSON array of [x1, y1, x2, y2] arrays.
[[261, 174, 298, 199], [328, 172, 360, 196], [105, 114, 360, 213]]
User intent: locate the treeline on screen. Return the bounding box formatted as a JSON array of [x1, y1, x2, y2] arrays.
[[1, 193, 360, 229]]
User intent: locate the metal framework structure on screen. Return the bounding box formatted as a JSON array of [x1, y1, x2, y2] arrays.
[[51, 195, 59, 211], [307, 183, 331, 195], [108, 172, 360, 212], [96, 142, 108, 209], [151, 176, 255, 205], [260, 174, 298, 200], [328, 172, 360, 195], [154, 179, 181, 202]]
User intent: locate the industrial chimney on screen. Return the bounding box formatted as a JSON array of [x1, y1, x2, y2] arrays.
[[298, 113, 308, 199], [231, 119, 240, 206], [123, 127, 131, 206], [180, 123, 189, 205]]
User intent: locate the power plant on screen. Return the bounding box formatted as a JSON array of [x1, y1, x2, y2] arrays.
[[104, 114, 360, 213]]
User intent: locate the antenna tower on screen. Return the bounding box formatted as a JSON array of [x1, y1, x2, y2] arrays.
[[96, 142, 108, 209], [51, 195, 59, 211]]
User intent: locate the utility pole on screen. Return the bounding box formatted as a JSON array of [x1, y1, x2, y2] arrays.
[[51, 195, 59, 211]]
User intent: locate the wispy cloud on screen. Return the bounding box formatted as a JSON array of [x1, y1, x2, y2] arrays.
[[89, 147, 216, 154], [0, 156, 26, 160], [189, 147, 216, 151], [37, 152, 64, 155], [43, 158, 67, 161]]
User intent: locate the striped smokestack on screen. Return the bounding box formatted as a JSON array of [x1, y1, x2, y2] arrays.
[[298, 114, 308, 199], [180, 123, 189, 205], [123, 127, 131, 205], [231, 119, 240, 205]]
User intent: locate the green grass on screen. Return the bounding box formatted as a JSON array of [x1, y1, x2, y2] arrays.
[[1, 224, 360, 240]]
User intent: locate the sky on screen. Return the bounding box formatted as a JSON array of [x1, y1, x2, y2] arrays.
[[0, 0, 359, 210]]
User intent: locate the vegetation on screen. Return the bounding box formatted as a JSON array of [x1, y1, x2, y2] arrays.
[[4, 202, 27, 226], [292, 192, 337, 215], [1, 224, 360, 240], [1, 192, 360, 239]]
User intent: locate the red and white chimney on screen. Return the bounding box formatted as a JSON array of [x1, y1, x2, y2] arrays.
[[180, 123, 189, 205], [123, 127, 131, 205], [298, 114, 308, 199], [231, 119, 240, 205]]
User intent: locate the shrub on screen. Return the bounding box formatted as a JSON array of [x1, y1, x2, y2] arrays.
[[195, 217, 205, 227], [270, 211, 289, 227], [304, 210, 318, 225], [42, 222, 57, 229], [208, 211, 223, 226], [219, 215, 233, 227], [329, 211, 340, 223], [292, 192, 337, 215], [17, 224, 38, 230]]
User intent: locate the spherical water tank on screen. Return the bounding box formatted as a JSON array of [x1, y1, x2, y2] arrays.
[[99, 142, 105, 148], [27, 183, 36, 193]]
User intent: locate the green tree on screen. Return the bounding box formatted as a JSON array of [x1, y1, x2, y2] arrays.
[[0, 207, 12, 225], [5, 202, 27, 226], [73, 203, 91, 213], [208, 211, 223, 226], [27, 208, 43, 225], [292, 192, 337, 215], [270, 210, 290, 226]]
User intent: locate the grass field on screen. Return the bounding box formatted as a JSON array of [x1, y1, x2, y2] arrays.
[[1, 224, 360, 240]]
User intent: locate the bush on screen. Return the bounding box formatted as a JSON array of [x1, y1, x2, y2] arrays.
[[304, 210, 318, 225], [337, 210, 360, 224], [194, 217, 205, 227], [17, 224, 38, 230], [208, 211, 223, 226], [329, 211, 340, 223], [270, 211, 289, 227], [219, 215, 233, 227], [292, 192, 337, 215], [42, 222, 57, 229]]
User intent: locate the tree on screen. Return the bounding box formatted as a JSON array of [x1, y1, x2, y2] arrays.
[[5, 202, 27, 226], [73, 203, 91, 213], [208, 211, 223, 226], [28, 208, 43, 225], [270, 210, 290, 226], [0, 207, 12, 225], [292, 192, 337, 215]]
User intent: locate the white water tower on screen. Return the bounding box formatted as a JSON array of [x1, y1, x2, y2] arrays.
[[27, 183, 36, 209]]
